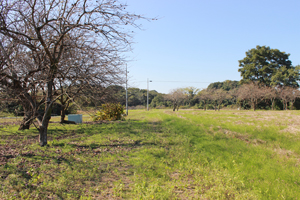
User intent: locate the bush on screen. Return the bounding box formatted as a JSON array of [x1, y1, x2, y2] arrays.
[[67, 104, 78, 114], [93, 103, 125, 121]]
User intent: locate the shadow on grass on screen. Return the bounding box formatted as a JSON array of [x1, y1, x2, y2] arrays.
[[69, 140, 158, 150], [1, 150, 74, 169], [1, 119, 162, 167], [0, 133, 38, 140]]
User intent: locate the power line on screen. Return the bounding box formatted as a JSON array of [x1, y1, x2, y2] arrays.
[[135, 81, 213, 83]]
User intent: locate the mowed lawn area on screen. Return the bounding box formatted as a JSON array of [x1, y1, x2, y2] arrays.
[[1, 109, 300, 199]]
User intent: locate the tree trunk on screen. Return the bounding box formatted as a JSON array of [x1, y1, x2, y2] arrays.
[[39, 79, 54, 147], [271, 99, 275, 110], [39, 105, 51, 146], [18, 98, 34, 130], [39, 124, 48, 147], [239, 101, 243, 110], [60, 105, 66, 123], [18, 110, 33, 130], [253, 101, 256, 111], [19, 122, 30, 130], [60, 107, 76, 124]]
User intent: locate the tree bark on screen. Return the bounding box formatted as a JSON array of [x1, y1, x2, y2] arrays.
[[18, 95, 36, 130], [39, 123, 48, 147], [39, 106, 51, 146], [18, 109, 33, 130], [60, 105, 66, 123], [39, 79, 54, 147], [59, 102, 75, 124], [60, 108, 76, 124]]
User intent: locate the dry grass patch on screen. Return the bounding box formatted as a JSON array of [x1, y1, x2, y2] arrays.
[[280, 126, 300, 135], [273, 147, 294, 158], [218, 127, 266, 146], [235, 121, 256, 126]]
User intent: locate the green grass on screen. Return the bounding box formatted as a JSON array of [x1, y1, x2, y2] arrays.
[[1, 109, 300, 199], [0, 111, 16, 118]]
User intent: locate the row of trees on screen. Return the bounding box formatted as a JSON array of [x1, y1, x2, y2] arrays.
[[202, 84, 300, 111], [101, 78, 300, 112], [165, 83, 300, 112], [2, 79, 299, 118], [110, 86, 200, 110]]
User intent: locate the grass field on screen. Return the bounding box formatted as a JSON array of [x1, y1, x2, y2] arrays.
[[1, 109, 300, 199]]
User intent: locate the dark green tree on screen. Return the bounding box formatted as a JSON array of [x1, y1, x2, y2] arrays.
[[150, 94, 165, 108], [128, 88, 143, 106], [238, 46, 299, 87], [207, 80, 240, 91]]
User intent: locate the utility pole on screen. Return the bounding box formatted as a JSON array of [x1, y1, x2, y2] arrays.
[[147, 78, 152, 111], [125, 64, 128, 115]]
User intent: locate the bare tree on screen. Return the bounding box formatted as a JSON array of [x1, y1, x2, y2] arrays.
[[214, 89, 228, 111], [278, 87, 290, 110], [208, 89, 218, 111], [182, 86, 199, 107], [237, 82, 264, 111], [0, 0, 149, 146], [55, 43, 124, 123], [0, 37, 46, 130], [226, 88, 241, 109], [197, 89, 210, 111], [288, 88, 300, 110], [277, 86, 300, 110], [263, 86, 278, 110], [165, 88, 185, 111], [202, 89, 228, 111]]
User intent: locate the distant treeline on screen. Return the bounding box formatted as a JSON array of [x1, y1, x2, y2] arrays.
[[2, 79, 300, 116]]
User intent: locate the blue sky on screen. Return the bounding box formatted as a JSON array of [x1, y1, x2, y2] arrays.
[[124, 0, 300, 94]]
